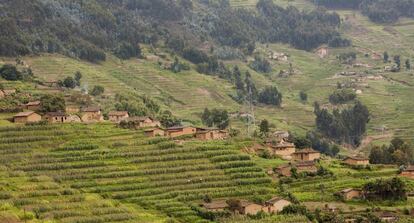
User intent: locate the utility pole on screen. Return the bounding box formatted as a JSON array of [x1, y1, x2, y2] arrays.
[[247, 86, 255, 137]]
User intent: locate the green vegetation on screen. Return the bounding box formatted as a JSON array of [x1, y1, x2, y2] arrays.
[[314, 102, 370, 146], [1, 0, 414, 221], [369, 138, 414, 165], [0, 0, 347, 63], [329, 89, 356, 105], [0, 64, 32, 81], [313, 0, 414, 24], [258, 86, 282, 106], [91, 85, 105, 96], [201, 108, 230, 130], [39, 94, 65, 113], [0, 124, 276, 223], [249, 56, 272, 73], [363, 177, 407, 201]]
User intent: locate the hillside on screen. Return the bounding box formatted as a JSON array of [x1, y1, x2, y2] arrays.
[[0, 124, 275, 223], [1, 125, 413, 223], [1, 0, 414, 223]]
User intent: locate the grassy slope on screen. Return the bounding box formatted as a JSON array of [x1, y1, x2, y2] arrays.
[[0, 124, 412, 223], [2, 0, 412, 147], [1, 1, 414, 222], [0, 124, 276, 223]]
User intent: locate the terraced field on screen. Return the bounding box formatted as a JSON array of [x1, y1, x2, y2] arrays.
[[0, 124, 276, 223]]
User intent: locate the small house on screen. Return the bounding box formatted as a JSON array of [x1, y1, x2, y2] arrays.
[[272, 131, 289, 141], [265, 197, 291, 213], [13, 111, 41, 123], [108, 111, 129, 123], [125, 117, 161, 128], [275, 161, 317, 177], [201, 200, 229, 212], [144, 127, 165, 137], [315, 46, 328, 58], [266, 139, 296, 158], [343, 156, 370, 166], [292, 148, 320, 161], [275, 164, 292, 177], [137, 117, 161, 128], [24, 101, 41, 111], [196, 128, 229, 140], [2, 89, 16, 96], [296, 161, 318, 174], [336, 188, 362, 201], [239, 201, 265, 215], [44, 112, 69, 123], [400, 166, 414, 179], [67, 115, 82, 123], [65, 105, 80, 114], [44, 80, 59, 87], [378, 212, 398, 222], [324, 204, 338, 213], [81, 106, 103, 122], [165, 126, 197, 138]]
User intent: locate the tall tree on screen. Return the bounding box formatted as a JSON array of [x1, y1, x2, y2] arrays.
[[394, 55, 401, 70], [405, 59, 411, 70], [74, 71, 82, 87], [383, 51, 389, 63], [259, 119, 270, 135]]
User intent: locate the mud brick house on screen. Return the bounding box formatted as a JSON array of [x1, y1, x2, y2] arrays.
[[13, 111, 41, 123], [108, 111, 129, 123], [196, 128, 228, 140], [201, 200, 229, 212], [292, 148, 320, 161], [165, 126, 196, 138], [144, 127, 165, 137], [44, 112, 69, 123], [275, 161, 317, 177], [81, 106, 103, 122], [24, 101, 41, 111], [266, 139, 296, 158], [264, 197, 291, 213], [336, 188, 362, 201], [400, 166, 414, 179]]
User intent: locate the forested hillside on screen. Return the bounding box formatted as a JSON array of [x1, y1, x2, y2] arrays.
[[0, 0, 347, 62], [1, 0, 414, 222], [313, 0, 414, 23]]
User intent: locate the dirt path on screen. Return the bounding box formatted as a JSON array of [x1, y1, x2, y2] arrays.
[[381, 75, 413, 87], [358, 133, 393, 150]]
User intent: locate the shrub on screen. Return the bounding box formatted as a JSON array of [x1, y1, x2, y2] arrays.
[[115, 42, 142, 59], [258, 86, 282, 106], [91, 85, 105, 96], [182, 48, 208, 64], [249, 55, 272, 73], [299, 91, 308, 101], [0, 64, 22, 80], [40, 94, 65, 112], [329, 89, 356, 104], [61, 76, 77, 89], [363, 177, 407, 201]]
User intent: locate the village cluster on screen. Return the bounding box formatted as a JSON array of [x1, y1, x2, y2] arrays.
[[201, 196, 292, 216], [10, 99, 231, 141]]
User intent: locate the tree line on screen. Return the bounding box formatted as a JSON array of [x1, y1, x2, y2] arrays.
[[369, 138, 414, 165], [0, 0, 349, 62], [312, 0, 414, 24], [314, 101, 370, 147]]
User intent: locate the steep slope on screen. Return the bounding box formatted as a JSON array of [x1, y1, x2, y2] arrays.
[[0, 124, 275, 223]]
